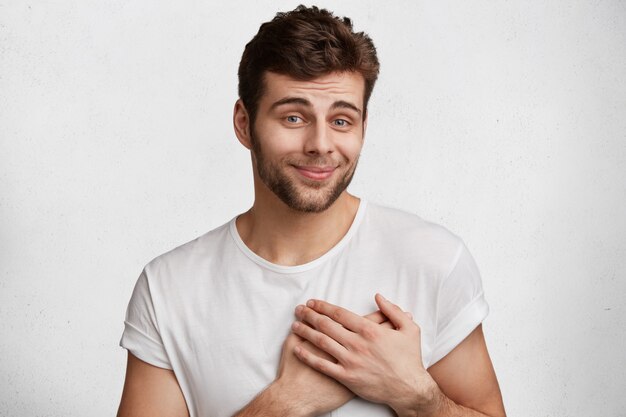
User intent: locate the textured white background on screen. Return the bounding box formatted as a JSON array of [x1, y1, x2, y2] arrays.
[[1, 1, 625, 416]]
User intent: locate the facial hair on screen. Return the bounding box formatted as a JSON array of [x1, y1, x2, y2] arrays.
[[250, 129, 359, 213]]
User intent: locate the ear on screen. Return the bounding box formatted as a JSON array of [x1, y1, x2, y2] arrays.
[[233, 99, 252, 150]]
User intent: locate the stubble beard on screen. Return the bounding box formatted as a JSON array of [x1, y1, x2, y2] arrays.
[[250, 130, 359, 213]]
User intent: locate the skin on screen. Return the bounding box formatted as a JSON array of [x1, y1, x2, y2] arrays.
[[117, 71, 506, 417], [239, 310, 414, 417], [290, 296, 506, 417], [117, 353, 189, 417], [117, 311, 403, 417], [233, 71, 366, 266]]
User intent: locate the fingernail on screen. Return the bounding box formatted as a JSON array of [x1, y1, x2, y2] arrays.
[[291, 322, 300, 330], [295, 305, 303, 314], [306, 300, 315, 308]]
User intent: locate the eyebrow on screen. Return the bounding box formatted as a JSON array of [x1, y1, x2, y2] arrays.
[[270, 97, 311, 110], [270, 96, 363, 116], [331, 100, 362, 116]]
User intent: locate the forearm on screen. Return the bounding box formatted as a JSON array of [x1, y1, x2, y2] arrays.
[[395, 384, 505, 417], [232, 381, 312, 417]]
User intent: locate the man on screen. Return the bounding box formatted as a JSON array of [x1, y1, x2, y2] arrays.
[[117, 5, 506, 417]]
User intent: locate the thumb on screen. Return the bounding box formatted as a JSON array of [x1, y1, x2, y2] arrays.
[[375, 293, 409, 330]]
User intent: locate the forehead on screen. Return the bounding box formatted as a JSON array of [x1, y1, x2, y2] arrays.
[[260, 71, 365, 109]]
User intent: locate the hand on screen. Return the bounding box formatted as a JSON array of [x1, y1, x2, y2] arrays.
[[291, 294, 438, 416], [273, 332, 351, 416], [271, 309, 401, 417]]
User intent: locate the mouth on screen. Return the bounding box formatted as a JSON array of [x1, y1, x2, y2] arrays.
[[293, 165, 337, 181]]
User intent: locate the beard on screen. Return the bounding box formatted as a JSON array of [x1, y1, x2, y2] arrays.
[[250, 130, 359, 213]]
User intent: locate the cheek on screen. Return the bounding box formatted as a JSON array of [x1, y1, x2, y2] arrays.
[[255, 129, 302, 157], [266, 140, 302, 159], [337, 137, 363, 161]]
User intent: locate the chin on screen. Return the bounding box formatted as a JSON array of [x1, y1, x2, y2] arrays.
[[257, 159, 357, 213], [278, 183, 346, 213]]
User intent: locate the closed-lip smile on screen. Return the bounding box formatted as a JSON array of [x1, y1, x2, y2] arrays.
[[293, 165, 336, 180]]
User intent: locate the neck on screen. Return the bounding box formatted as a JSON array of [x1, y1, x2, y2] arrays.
[[236, 190, 360, 266]]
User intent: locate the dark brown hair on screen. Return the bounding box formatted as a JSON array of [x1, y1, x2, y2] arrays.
[[237, 5, 380, 124]]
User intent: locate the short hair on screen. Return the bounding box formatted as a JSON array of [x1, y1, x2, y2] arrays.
[[237, 5, 380, 124]]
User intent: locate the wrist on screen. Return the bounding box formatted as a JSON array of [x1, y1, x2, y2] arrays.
[[391, 376, 442, 417], [268, 378, 316, 417], [235, 380, 312, 417], [416, 384, 444, 417]]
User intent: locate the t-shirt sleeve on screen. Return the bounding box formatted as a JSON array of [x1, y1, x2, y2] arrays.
[[119, 269, 172, 370], [429, 241, 489, 366]]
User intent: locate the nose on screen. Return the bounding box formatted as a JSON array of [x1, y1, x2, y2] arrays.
[[303, 123, 334, 155]]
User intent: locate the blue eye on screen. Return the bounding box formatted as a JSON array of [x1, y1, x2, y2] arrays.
[[286, 115, 301, 123], [333, 119, 349, 127]]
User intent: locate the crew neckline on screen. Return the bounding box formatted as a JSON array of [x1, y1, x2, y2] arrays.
[[229, 199, 368, 274]]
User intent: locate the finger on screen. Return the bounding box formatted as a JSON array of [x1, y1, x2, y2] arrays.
[[380, 319, 395, 329], [298, 339, 335, 361], [295, 305, 357, 345], [291, 321, 349, 363], [303, 299, 368, 333], [374, 293, 411, 330], [293, 344, 346, 382], [364, 309, 412, 324], [363, 310, 387, 324], [366, 311, 396, 332]]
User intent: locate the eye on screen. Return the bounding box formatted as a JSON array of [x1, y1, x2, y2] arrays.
[[333, 119, 350, 127], [286, 115, 302, 123]]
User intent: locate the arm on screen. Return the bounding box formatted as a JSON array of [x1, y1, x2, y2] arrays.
[[424, 325, 505, 417], [233, 333, 353, 417], [118, 341, 346, 417], [117, 352, 189, 417], [291, 295, 505, 417]]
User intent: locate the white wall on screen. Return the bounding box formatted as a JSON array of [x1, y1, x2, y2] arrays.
[[1, 1, 625, 416]]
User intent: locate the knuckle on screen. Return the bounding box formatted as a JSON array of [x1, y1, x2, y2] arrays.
[[351, 340, 369, 355], [332, 309, 343, 322], [318, 316, 332, 332], [309, 314, 322, 328], [316, 359, 328, 373], [315, 334, 327, 349], [360, 324, 378, 341]]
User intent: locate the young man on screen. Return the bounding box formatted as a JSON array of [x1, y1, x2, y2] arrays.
[[117, 6, 505, 417]]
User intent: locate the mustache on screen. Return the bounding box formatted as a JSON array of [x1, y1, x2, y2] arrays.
[[284, 156, 345, 167]]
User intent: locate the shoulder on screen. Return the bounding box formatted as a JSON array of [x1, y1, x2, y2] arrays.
[[143, 219, 233, 284], [364, 201, 464, 252], [362, 201, 465, 272]]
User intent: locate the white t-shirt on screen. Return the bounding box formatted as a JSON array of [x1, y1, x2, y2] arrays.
[[120, 200, 489, 417]]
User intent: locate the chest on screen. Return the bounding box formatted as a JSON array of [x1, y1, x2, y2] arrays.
[[161, 261, 438, 416]]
